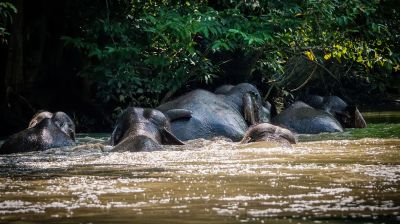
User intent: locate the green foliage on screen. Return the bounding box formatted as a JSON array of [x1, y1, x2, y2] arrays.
[[258, 0, 396, 96], [0, 2, 17, 44], [64, 0, 399, 110], [64, 3, 216, 109]]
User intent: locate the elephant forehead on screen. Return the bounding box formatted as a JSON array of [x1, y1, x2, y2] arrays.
[[143, 108, 165, 120], [124, 120, 159, 131], [123, 107, 164, 122], [129, 127, 160, 138]]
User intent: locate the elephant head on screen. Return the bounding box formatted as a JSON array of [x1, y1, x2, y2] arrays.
[[222, 83, 271, 124], [241, 123, 297, 145], [1, 111, 76, 154], [28, 111, 76, 142], [51, 112, 76, 142], [111, 107, 191, 152]]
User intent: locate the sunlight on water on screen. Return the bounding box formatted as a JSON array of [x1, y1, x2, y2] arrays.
[[0, 114, 399, 223]]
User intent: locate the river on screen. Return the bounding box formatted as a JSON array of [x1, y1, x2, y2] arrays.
[[0, 112, 399, 223]]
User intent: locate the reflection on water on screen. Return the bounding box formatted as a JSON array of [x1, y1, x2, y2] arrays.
[[363, 111, 400, 124], [0, 113, 399, 223]]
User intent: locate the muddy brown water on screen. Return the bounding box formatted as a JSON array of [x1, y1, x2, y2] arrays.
[[0, 112, 399, 223]]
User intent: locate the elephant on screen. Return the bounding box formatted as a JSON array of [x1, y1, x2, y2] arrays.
[[299, 95, 367, 129], [110, 107, 295, 151], [0, 111, 76, 154], [272, 101, 348, 134], [156, 83, 271, 142], [241, 123, 297, 146], [110, 107, 191, 152]]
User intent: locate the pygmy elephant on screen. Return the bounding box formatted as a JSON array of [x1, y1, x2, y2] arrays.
[[0, 111, 76, 154], [241, 123, 297, 146], [299, 95, 367, 129], [110, 107, 191, 152], [156, 83, 271, 142]]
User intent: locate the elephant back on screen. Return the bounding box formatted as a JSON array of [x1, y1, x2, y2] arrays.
[[272, 101, 344, 134], [157, 89, 248, 141]]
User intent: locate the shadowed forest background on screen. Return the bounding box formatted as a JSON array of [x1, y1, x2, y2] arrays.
[[0, 0, 399, 137]]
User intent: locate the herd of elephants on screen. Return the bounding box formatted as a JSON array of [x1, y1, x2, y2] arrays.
[[0, 83, 367, 154]]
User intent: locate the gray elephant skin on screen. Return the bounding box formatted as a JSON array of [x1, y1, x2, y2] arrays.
[[272, 101, 344, 134], [110, 107, 191, 152], [0, 111, 76, 154], [272, 95, 367, 134], [156, 83, 271, 142], [299, 95, 367, 129], [241, 123, 297, 146], [111, 107, 296, 151]]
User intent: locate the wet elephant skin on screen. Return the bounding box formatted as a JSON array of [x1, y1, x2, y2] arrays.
[[157, 83, 270, 142]]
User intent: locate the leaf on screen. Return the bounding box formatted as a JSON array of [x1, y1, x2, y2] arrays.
[[119, 95, 125, 102], [228, 29, 240, 34], [324, 53, 332, 60], [212, 40, 230, 51], [304, 50, 316, 61]]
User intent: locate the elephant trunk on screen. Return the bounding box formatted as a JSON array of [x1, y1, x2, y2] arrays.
[[243, 92, 257, 125]]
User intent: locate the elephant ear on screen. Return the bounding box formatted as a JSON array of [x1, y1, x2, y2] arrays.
[[110, 124, 123, 146], [164, 109, 192, 122], [349, 106, 367, 128], [161, 128, 185, 145], [243, 92, 258, 125], [335, 105, 367, 128]]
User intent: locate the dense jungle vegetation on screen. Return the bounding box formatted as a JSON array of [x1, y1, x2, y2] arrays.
[[0, 0, 399, 136]]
